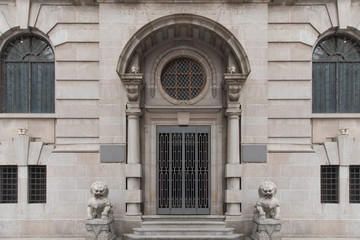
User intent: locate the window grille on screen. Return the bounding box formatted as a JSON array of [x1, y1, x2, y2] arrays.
[[350, 165, 360, 203], [28, 166, 46, 203], [0, 34, 55, 113], [0, 166, 18, 203], [321, 166, 339, 203], [161, 58, 205, 101], [312, 34, 360, 113]]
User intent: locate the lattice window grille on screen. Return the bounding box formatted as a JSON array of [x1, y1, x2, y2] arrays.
[[0, 166, 18, 203], [28, 165, 46, 203], [321, 165, 339, 203], [161, 58, 205, 101], [350, 165, 360, 203]]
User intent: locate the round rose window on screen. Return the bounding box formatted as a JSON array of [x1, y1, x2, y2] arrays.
[[161, 58, 205, 101]]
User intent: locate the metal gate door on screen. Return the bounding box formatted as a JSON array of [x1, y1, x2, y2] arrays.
[[157, 126, 210, 214]]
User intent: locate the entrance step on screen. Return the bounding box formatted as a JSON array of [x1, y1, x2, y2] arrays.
[[123, 215, 244, 240]]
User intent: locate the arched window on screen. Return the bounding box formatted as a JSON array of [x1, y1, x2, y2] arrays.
[[161, 58, 205, 101], [0, 34, 55, 113], [313, 34, 360, 113]]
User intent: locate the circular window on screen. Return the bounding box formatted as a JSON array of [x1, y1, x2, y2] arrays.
[[161, 58, 205, 101]]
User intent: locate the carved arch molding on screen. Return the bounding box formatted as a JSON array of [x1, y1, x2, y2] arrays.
[[117, 14, 251, 103]]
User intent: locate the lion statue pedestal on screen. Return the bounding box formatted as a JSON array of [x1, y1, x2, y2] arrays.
[[85, 181, 116, 240], [251, 181, 282, 240]]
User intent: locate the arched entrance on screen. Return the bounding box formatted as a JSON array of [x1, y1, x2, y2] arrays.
[[117, 14, 250, 217]]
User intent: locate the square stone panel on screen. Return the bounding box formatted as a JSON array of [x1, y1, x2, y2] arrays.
[[100, 144, 126, 163], [242, 144, 267, 163]]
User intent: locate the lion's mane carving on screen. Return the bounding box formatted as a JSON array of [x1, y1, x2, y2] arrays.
[[254, 181, 280, 220], [87, 181, 112, 220]]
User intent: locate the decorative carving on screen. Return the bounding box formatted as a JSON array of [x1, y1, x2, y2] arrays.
[[228, 85, 241, 102], [85, 218, 116, 240], [251, 181, 282, 240], [251, 218, 282, 240], [87, 181, 112, 220], [126, 85, 139, 102], [212, 84, 217, 98], [339, 128, 350, 136], [254, 181, 280, 220], [228, 66, 236, 74], [17, 128, 28, 135], [131, 66, 139, 74], [120, 74, 144, 103], [222, 73, 246, 106], [150, 84, 156, 98]]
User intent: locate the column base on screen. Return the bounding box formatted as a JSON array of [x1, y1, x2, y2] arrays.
[[225, 211, 242, 216], [251, 218, 282, 240], [85, 216, 116, 240]]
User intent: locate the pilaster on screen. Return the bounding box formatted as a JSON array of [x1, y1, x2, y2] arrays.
[[222, 73, 246, 216], [121, 73, 144, 217]]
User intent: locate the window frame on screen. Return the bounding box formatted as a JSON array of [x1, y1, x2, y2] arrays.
[[321, 165, 339, 204], [0, 165, 18, 204], [28, 165, 47, 204], [312, 33, 360, 113], [0, 33, 55, 113], [161, 57, 206, 101], [350, 165, 360, 204], [154, 49, 212, 105]]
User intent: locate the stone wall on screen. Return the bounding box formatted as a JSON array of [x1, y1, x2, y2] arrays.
[[0, 0, 360, 238]]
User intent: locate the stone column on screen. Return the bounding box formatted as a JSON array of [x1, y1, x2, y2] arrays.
[[121, 74, 144, 216], [126, 106, 142, 215], [222, 73, 246, 216], [225, 109, 241, 215]]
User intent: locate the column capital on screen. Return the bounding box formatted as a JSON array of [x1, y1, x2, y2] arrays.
[[126, 107, 142, 118], [225, 107, 241, 117]]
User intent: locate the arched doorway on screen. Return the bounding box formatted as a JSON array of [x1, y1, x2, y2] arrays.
[[118, 14, 250, 216]]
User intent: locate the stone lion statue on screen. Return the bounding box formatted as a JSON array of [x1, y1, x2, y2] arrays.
[[87, 181, 112, 220], [254, 181, 280, 220]]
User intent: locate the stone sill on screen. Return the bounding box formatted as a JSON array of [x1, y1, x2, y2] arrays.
[[312, 114, 360, 119], [0, 114, 56, 119]]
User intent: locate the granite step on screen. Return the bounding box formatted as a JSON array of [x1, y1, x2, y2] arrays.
[[123, 215, 243, 240], [142, 215, 226, 221], [123, 234, 244, 240], [132, 227, 236, 235], [141, 220, 226, 228]]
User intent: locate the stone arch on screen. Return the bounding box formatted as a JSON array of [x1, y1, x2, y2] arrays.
[[117, 14, 251, 77], [121, 14, 248, 217], [0, 27, 54, 52]]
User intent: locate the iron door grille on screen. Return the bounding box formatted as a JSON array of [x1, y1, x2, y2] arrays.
[[157, 126, 210, 214]]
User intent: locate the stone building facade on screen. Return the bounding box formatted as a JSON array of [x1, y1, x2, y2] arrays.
[[0, 0, 360, 238]]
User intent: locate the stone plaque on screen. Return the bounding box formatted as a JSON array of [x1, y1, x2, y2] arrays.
[[242, 145, 267, 163], [100, 145, 126, 163]]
